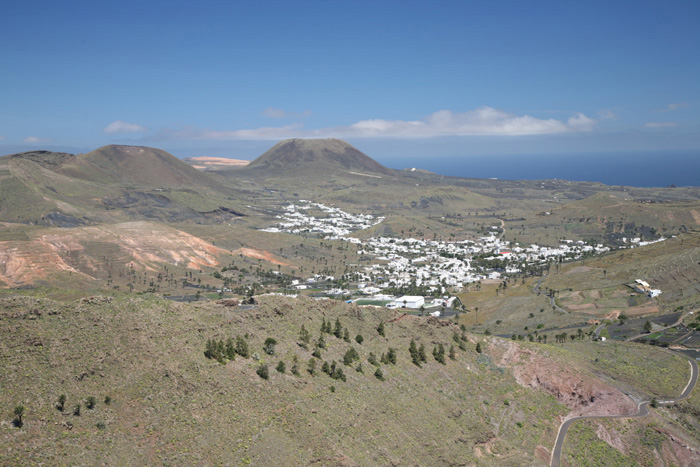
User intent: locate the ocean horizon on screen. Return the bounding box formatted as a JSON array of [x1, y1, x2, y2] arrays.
[[378, 150, 700, 188]]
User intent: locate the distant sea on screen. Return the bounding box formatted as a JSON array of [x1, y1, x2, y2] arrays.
[[380, 150, 700, 188]]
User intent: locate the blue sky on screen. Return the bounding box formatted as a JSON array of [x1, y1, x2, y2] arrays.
[[1, 0, 699, 161]]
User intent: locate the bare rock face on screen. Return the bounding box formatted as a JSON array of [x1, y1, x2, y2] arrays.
[[491, 339, 637, 417]]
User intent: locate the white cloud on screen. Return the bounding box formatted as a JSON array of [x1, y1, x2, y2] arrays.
[[644, 122, 678, 128], [659, 102, 688, 112], [597, 110, 618, 120], [23, 136, 51, 144], [261, 107, 312, 119], [161, 107, 596, 141], [103, 120, 147, 134]]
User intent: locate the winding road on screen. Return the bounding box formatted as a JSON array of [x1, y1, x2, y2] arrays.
[[550, 351, 699, 467]]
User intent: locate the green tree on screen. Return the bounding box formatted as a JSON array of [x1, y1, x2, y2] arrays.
[[387, 347, 397, 365], [449, 344, 456, 360], [355, 334, 364, 344], [307, 358, 317, 376], [317, 334, 327, 349], [299, 324, 311, 349], [276, 361, 286, 373], [57, 394, 66, 411], [343, 328, 351, 342], [377, 321, 385, 337], [236, 336, 250, 358], [333, 318, 343, 338], [433, 344, 446, 364], [409, 339, 420, 366], [225, 337, 236, 360], [343, 347, 360, 366], [264, 337, 278, 355], [418, 343, 427, 363], [476, 342, 482, 354], [368, 352, 379, 366], [13, 405, 25, 428]]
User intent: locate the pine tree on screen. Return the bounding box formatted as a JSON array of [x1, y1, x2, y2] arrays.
[[449, 344, 456, 360], [317, 334, 326, 349], [343, 328, 351, 342], [409, 339, 420, 366], [225, 337, 236, 360], [333, 318, 343, 338], [368, 352, 379, 366], [235, 336, 250, 358], [57, 394, 66, 411], [299, 324, 311, 349], [320, 318, 328, 334], [476, 342, 482, 354], [322, 361, 330, 375], [387, 347, 397, 365], [276, 361, 286, 373], [418, 343, 427, 363], [377, 321, 385, 337], [434, 344, 446, 364], [307, 358, 317, 376]]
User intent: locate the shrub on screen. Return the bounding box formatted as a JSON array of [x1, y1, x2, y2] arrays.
[[377, 322, 385, 337], [264, 337, 277, 356], [104, 395, 112, 405], [256, 364, 269, 380], [57, 394, 66, 411], [86, 396, 96, 410], [374, 367, 384, 381], [13, 405, 24, 428], [355, 334, 364, 344], [96, 421, 106, 430], [73, 404, 81, 416], [476, 342, 482, 354], [276, 361, 286, 373]]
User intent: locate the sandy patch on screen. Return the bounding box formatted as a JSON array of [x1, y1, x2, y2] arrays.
[[232, 247, 291, 267]]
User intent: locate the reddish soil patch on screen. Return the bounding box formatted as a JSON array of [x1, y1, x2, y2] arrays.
[[491, 339, 636, 418]]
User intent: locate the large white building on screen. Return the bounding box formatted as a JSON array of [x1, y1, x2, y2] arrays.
[[390, 296, 425, 309]]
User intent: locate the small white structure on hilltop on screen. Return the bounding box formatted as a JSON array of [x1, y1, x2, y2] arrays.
[[391, 296, 425, 309]]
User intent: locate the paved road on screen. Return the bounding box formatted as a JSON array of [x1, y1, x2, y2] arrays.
[[550, 351, 699, 467]]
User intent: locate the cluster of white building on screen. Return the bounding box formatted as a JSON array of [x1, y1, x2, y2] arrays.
[[261, 202, 663, 297], [260, 201, 384, 237]]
